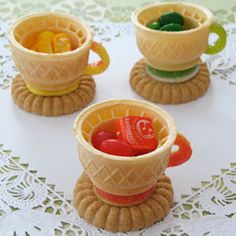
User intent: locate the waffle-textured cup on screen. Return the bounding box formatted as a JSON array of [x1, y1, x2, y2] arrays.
[[74, 99, 177, 196], [132, 3, 214, 71], [9, 12, 93, 91]]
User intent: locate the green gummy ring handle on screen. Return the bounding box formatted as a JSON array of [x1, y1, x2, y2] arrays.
[[206, 22, 227, 55]]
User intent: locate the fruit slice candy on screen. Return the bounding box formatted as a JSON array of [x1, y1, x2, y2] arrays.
[[53, 33, 71, 53], [116, 116, 158, 155], [94, 184, 156, 206]]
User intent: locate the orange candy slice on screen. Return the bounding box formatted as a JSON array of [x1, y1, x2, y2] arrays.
[[32, 31, 55, 53], [37, 31, 55, 41], [35, 40, 54, 53], [53, 33, 71, 53]]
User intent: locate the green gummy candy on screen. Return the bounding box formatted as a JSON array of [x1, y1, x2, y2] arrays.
[[206, 22, 227, 54], [159, 12, 184, 26], [146, 21, 161, 30], [160, 23, 183, 32]]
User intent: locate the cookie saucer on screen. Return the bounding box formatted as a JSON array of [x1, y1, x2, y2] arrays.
[[11, 74, 95, 116], [130, 59, 210, 104], [73, 172, 173, 232]]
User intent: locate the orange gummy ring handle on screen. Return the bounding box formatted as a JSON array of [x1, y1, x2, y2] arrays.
[[168, 133, 192, 167], [84, 41, 110, 75]]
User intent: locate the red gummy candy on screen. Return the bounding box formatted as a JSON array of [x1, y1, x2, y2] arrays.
[[168, 134, 192, 167], [116, 116, 158, 155], [92, 130, 117, 149], [99, 139, 133, 157]]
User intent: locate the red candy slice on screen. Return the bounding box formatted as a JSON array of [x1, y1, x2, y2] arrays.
[[94, 184, 156, 206], [99, 139, 133, 156], [116, 116, 158, 155], [92, 130, 117, 149]]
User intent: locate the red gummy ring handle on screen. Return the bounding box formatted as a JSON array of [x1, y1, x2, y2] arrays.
[[168, 133, 192, 167]]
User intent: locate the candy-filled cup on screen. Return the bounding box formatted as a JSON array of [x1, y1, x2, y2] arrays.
[[74, 99, 192, 198], [9, 12, 109, 92], [132, 2, 226, 71]]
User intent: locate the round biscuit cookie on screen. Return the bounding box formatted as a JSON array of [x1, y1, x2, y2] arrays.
[[73, 172, 173, 232], [11, 74, 95, 116]]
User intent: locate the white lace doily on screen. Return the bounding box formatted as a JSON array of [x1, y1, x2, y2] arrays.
[[0, 145, 236, 236]]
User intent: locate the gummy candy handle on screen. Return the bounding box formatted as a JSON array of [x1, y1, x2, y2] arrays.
[[168, 133, 192, 167], [206, 22, 227, 55], [84, 41, 110, 75]]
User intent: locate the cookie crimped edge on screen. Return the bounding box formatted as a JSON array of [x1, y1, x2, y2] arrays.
[[11, 74, 95, 116], [130, 59, 210, 104], [73, 173, 173, 232]]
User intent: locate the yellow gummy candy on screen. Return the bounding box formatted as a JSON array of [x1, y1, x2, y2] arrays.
[[37, 31, 55, 41], [35, 40, 54, 53], [53, 33, 71, 53], [84, 42, 110, 75]]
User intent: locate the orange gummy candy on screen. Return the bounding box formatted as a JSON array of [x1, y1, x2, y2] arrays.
[[35, 40, 54, 53], [37, 31, 55, 41], [53, 33, 71, 53], [31, 31, 55, 53]]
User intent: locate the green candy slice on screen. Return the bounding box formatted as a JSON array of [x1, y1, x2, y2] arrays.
[[159, 12, 184, 26], [146, 21, 161, 30], [160, 23, 183, 32], [146, 65, 199, 83]]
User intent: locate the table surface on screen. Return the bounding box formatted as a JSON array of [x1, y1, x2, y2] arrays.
[[0, 1, 236, 235]]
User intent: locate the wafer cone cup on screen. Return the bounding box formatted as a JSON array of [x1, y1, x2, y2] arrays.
[[132, 2, 213, 71], [9, 12, 93, 91], [74, 99, 177, 196]]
